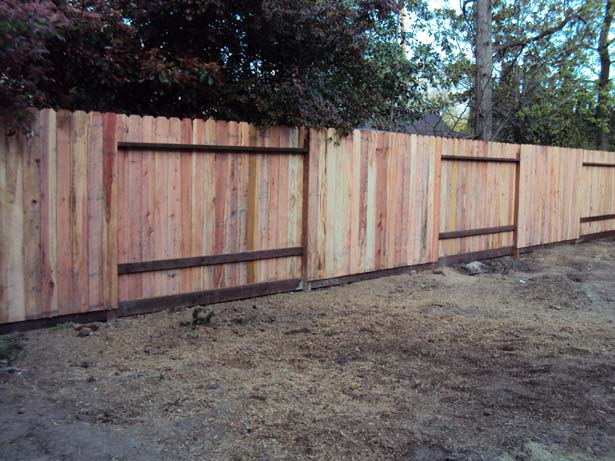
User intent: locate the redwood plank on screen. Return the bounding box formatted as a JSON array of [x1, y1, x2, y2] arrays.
[[87, 112, 104, 310], [23, 111, 43, 319], [39, 109, 58, 318], [102, 113, 119, 311], [71, 112, 90, 313], [1, 124, 26, 321], [374, 131, 387, 269], [56, 111, 73, 314], [140, 116, 157, 297], [180, 118, 193, 293], [226, 122, 240, 286], [214, 121, 229, 287]]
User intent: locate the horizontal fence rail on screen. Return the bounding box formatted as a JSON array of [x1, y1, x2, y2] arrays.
[[1, 108, 614, 326], [441, 155, 520, 163], [118, 247, 304, 275], [582, 162, 615, 167], [580, 214, 615, 223], [439, 225, 516, 240], [118, 141, 308, 154]]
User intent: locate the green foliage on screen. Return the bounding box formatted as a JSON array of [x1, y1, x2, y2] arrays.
[[433, 0, 614, 149], [1, 0, 436, 134], [2, 0, 611, 145], [0, 333, 23, 366]]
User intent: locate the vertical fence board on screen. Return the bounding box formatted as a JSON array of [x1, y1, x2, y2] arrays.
[[40, 109, 58, 317], [71, 111, 90, 313], [87, 113, 104, 309], [23, 111, 43, 319], [56, 111, 72, 314], [102, 112, 119, 311]]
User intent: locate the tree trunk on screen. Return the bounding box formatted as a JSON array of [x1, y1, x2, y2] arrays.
[[474, 0, 493, 140], [596, 0, 614, 151]]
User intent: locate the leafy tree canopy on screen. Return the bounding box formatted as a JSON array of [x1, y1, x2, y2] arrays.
[[433, 0, 614, 149], [1, 0, 434, 133]]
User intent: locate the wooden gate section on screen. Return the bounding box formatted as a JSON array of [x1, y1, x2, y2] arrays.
[[116, 116, 307, 316], [579, 149, 615, 241], [438, 139, 521, 263]]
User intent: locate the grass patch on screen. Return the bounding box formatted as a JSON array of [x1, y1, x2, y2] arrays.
[[51, 322, 72, 331], [0, 333, 24, 366]]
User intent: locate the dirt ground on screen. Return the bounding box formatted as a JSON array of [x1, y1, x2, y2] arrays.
[[1, 239, 615, 461]]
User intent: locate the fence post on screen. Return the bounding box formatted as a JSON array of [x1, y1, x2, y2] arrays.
[[431, 136, 442, 269], [512, 146, 522, 259], [301, 128, 311, 291]]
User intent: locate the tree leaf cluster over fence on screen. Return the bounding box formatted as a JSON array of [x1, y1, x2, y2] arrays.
[[1, 0, 613, 149], [1, 0, 432, 134]]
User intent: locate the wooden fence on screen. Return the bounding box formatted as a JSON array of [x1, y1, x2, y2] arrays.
[[1, 109, 614, 326]]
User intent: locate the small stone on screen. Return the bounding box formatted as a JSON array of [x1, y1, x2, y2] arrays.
[[207, 383, 220, 390], [549, 305, 563, 310], [143, 346, 152, 354], [432, 268, 445, 275], [80, 360, 96, 368], [464, 261, 485, 275], [77, 327, 93, 337], [192, 305, 214, 326], [232, 315, 247, 325]]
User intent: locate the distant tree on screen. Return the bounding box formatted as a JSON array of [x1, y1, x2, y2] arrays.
[[595, 0, 614, 150], [366, 0, 441, 131], [435, 0, 613, 149], [474, 0, 493, 140]]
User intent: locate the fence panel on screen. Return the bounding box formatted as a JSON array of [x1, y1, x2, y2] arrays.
[[0, 110, 115, 323], [438, 139, 519, 260], [579, 150, 615, 239], [306, 129, 438, 281], [517, 145, 583, 248], [116, 116, 305, 306]]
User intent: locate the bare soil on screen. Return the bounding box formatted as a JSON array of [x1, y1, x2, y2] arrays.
[[2, 239, 615, 461]]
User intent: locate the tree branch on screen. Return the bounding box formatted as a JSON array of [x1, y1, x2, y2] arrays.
[[495, 13, 577, 52]]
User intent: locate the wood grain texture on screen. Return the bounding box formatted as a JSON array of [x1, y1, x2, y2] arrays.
[[579, 149, 615, 237], [0, 109, 114, 322], [1, 118, 26, 322], [23, 111, 43, 319], [517, 144, 583, 247], [308, 129, 437, 281], [439, 139, 518, 257], [116, 119, 305, 302]]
